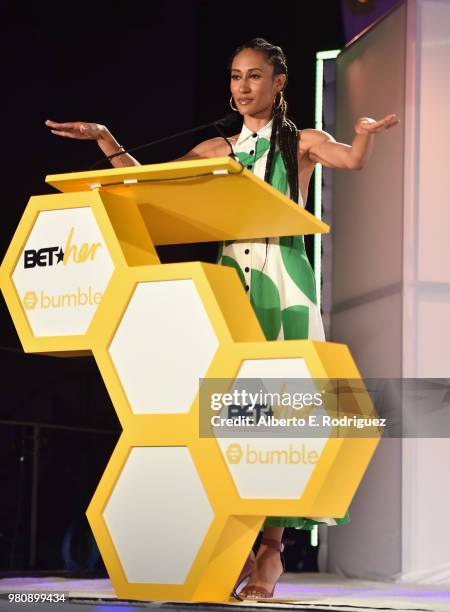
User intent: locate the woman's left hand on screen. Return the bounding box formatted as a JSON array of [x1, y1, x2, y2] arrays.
[[355, 114, 399, 135]]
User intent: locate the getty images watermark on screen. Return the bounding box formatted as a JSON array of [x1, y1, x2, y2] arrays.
[[198, 378, 450, 438], [209, 387, 384, 429]]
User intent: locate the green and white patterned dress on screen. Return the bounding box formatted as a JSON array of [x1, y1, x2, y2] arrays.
[[217, 118, 350, 530]]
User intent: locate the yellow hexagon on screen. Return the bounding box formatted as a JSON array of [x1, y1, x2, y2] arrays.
[[87, 432, 263, 602], [199, 340, 380, 520], [89, 261, 264, 426], [0, 190, 158, 355]]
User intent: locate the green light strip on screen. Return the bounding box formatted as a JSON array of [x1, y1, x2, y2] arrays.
[[311, 49, 340, 549], [313, 49, 340, 310], [311, 524, 318, 547], [316, 49, 341, 61]]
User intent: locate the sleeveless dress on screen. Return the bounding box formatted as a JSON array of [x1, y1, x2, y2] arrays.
[[217, 118, 350, 530]]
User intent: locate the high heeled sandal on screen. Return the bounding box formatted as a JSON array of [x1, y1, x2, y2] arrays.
[[230, 549, 256, 599], [235, 537, 285, 600]]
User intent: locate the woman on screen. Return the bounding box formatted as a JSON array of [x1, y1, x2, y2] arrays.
[[45, 37, 398, 600]]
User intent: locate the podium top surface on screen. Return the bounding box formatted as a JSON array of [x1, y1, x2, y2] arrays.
[[46, 157, 329, 245]]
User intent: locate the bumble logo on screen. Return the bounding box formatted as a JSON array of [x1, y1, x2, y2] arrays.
[[225, 444, 243, 464], [245, 444, 319, 465], [22, 287, 103, 311], [225, 443, 319, 466], [23, 291, 38, 310]]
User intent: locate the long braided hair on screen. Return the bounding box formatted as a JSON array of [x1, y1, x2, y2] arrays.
[[229, 38, 299, 267]]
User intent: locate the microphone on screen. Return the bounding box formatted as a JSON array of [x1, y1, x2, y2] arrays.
[[89, 113, 240, 170], [213, 114, 240, 162]]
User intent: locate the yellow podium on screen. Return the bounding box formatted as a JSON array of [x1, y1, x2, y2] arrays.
[[0, 158, 380, 602]]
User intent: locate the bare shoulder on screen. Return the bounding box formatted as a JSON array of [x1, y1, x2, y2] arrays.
[[178, 133, 240, 161]]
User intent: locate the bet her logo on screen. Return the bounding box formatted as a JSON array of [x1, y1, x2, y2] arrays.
[[23, 226, 102, 269]]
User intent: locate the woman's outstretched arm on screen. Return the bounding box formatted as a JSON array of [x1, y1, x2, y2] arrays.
[[45, 120, 227, 166], [45, 120, 141, 167], [301, 114, 399, 170]]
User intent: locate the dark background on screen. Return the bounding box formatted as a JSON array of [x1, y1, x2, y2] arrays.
[[0, 0, 377, 575]]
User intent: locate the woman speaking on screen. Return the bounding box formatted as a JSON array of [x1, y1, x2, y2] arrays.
[[45, 37, 398, 600]]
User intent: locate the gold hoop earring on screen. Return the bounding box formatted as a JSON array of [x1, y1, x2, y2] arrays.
[[229, 96, 238, 111], [274, 91, 284, 110]]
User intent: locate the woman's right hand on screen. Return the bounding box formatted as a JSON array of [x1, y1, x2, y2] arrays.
[[45, 119, 141, 167], [45, 119, 107, 141]]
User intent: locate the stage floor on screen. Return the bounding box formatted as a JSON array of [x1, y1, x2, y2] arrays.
[[1, 572, 449, 611]]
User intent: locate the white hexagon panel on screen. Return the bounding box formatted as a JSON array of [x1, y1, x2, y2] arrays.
[[12, 207, 114, 337], [214, 357, 331, 499], [103, 446, 214, 584], [109, 279, 219, 413]]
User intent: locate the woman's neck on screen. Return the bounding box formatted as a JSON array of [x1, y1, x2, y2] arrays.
[[243, 112, 273, 134]]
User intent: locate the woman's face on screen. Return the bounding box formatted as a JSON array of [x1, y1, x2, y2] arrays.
[[230, 48, 286, 117]]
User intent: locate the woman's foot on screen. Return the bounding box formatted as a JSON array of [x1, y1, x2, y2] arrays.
[[237, 538, 285, 599], [231, 549, 256, 596]]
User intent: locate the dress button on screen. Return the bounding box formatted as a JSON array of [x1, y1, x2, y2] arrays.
[[245, 266, 249, 273], [245, 249, 250, 254], [249, 150, 254, 155], [247, 164, 253, 170], [245, 284, 249, 292], [252, 133, 257, 138]]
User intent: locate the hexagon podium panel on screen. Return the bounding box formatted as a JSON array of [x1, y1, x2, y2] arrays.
[[0, 160, 381, 602]]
